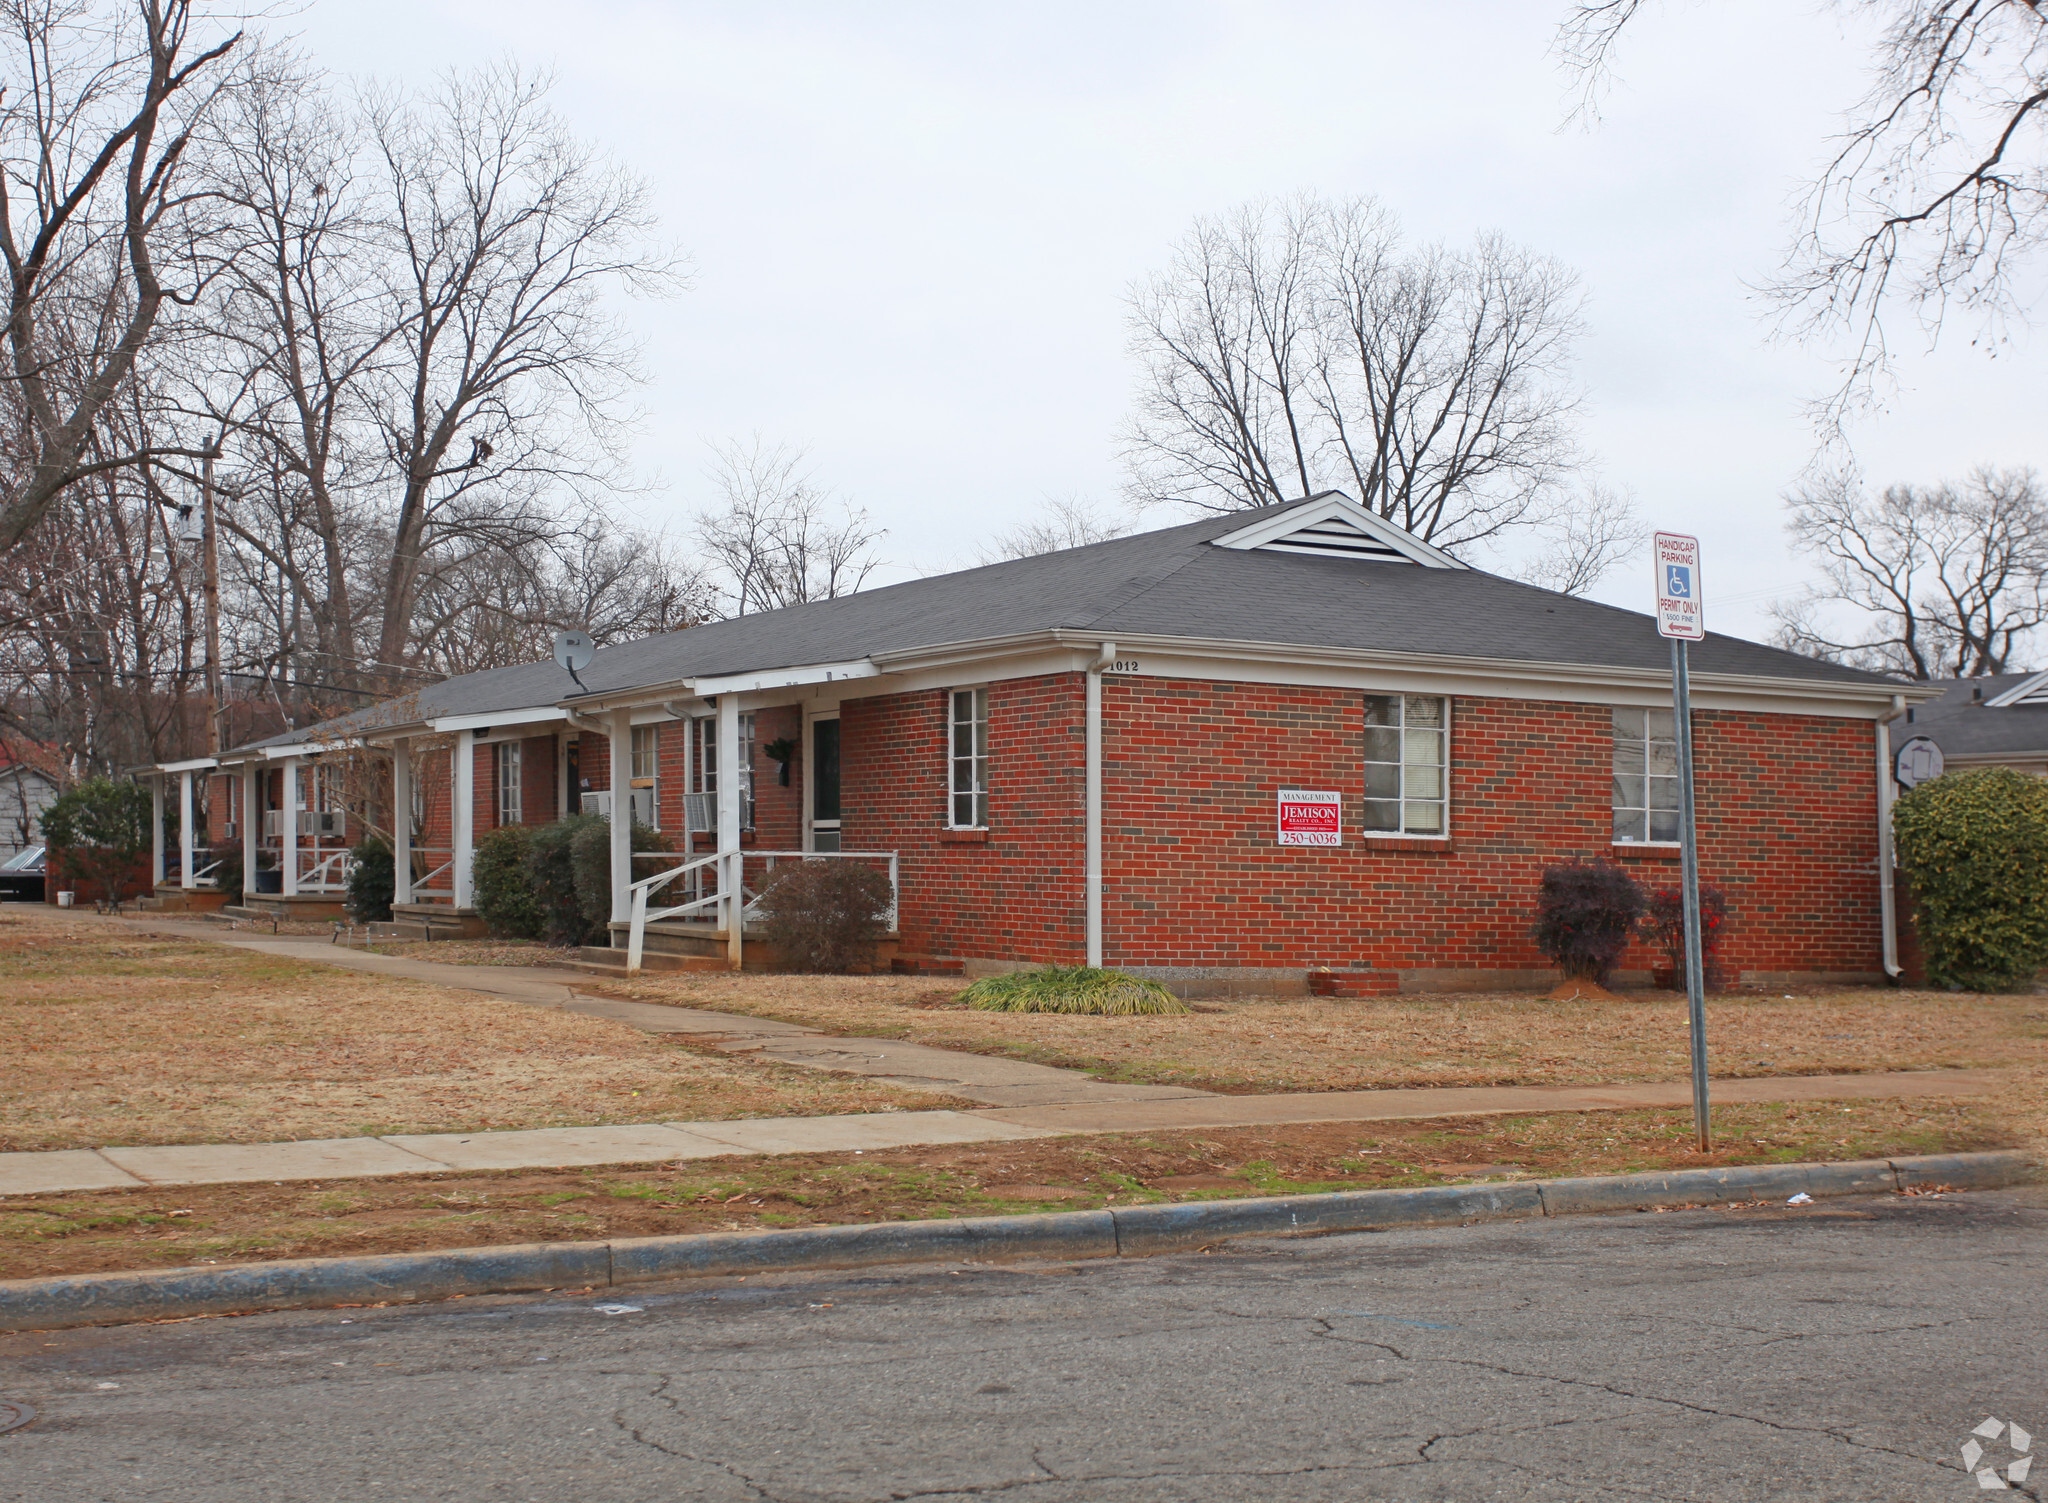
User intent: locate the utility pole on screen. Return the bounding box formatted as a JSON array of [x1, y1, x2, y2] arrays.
[[201, 450, 222, 756]]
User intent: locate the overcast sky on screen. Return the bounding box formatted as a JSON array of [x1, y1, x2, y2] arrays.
[[292, 0, 2042, 644]]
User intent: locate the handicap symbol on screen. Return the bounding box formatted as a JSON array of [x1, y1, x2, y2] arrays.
[[1665, 565, 1692, 598]]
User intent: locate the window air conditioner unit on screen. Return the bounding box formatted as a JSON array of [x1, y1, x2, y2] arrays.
[[581, 791, 613, 819], [262, 809, 286, 839], [221, 820, 237, 841], [294, 810, 342, 837]]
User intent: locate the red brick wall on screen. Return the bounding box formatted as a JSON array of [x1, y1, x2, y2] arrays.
[[836, 674, 1882, 978], [752, 706, 802, 850], [842, 674, 1087, 962]]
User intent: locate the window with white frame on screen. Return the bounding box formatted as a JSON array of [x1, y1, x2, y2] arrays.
[[949, 688, 988, 828], [629, 724, 659, 829], [495, 740, 522, 826], [1361, 695, 1447, 835], [1612, 707, 1679, 843], [691, 713, 755, 829]]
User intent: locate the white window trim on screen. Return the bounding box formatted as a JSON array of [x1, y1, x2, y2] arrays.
[[947, 685, 989, 830], [1610, 706, 1682, 845], [496, 740, 522, 827], [1358, 693, 1451, 839]]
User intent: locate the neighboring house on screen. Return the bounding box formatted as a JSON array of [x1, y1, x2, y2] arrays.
[[1897, 673, 2048, 778], [0, 745, 58, 860], [148, 492, 1932, 990]]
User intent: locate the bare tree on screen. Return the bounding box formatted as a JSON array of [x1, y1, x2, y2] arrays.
[[977, 492, 1128, 563], [1123, 195, 1586, 548], [1560, 2, 2048, 424], [363, 61, 683, 682], [0, 0, 241, 556], [1514, 481, 1648, 597], [1770, 466, 2048, 677], [694, 439, 883, 616]]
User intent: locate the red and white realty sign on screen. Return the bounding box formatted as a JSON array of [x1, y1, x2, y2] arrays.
[[1653, 532, 1704, 640], [1276, 789, 1342, 847]]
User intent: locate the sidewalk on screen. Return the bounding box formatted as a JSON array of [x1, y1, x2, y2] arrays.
[[0, 1070, 2003, 1197]]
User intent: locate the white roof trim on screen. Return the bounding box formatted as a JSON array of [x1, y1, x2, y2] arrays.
[[1210, 493, 1467, 570], [673, 659, 880, 701], [1984, 670, 2048, 708], [429, 705, 566, 734], [156, 757, 219, 774]]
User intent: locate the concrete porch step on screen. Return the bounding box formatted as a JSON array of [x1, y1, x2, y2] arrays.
[[561, 946, 727, 977]]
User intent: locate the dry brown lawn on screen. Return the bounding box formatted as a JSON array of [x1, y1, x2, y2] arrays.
[[0, 911, 958, 1152], [598, 969, 2048, 1150]]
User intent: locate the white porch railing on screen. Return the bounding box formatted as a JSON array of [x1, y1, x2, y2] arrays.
[[625, 849, 900, 975], [297, 849, 352, 892]]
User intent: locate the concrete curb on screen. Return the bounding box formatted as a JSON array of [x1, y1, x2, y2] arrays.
[[2, 1151, 2033, 1332]]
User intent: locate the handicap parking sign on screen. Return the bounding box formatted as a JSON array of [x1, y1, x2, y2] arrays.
[[1653, 534, 1703, 639]]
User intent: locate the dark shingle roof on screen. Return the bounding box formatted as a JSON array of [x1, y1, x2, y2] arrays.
[[1902, 676, 2048, 759], [240, 496, 1903, 752]]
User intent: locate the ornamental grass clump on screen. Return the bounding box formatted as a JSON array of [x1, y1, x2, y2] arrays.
[[961, 966, 1189, 1016], [1531, 858, 1645, 986], [1893, 766, 2048, 992]]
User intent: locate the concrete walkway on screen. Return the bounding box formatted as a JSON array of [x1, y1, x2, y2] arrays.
[[0, 1071, 2002, 1197]]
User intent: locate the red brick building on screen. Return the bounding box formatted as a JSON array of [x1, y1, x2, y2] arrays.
[[151, 494, 1925, 990]]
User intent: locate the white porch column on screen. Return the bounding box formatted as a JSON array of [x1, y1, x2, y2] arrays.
[[392, 739, 413, 907], [281, 757, 301, 897], [151, 774, 166, 887], [178, 771, 196, 889], [717, 693, 742, 970], [452, 730, 475, 908], [241, 763, 259, 900], [608, 709, 632, 926]]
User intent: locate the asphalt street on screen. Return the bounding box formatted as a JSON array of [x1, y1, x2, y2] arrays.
[[3, 1186, 2042, 1502]]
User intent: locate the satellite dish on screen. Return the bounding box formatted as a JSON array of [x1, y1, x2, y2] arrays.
[[553, 630, 595, 674], [1894, 735, 1945, 790]]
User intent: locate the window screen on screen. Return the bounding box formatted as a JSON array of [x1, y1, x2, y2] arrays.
[[1361, 695, 1447, 835]]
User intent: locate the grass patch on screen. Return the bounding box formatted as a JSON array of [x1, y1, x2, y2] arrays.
[[961, 966, 1188, 1016]]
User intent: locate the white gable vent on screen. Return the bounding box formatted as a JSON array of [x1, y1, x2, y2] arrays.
[[1210, 491, 1465, 570]]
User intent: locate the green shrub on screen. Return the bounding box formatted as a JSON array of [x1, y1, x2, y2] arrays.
[[40, 777, 153, 905], [569, 817, 670, 941], [345, 837, 395, 923], [961, 965, 1188, 1015], [757, 859, 896, 972], [1531, 858, 1644, 985], [1893, 766, 2048, 991], [472, 825, 543, 939], [526, 815, 602, 946]]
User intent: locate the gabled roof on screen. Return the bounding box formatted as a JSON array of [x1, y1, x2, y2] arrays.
[[226, 492, 1909, 756]]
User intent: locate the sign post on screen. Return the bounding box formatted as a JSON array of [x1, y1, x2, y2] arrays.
[[1654, 532, 1711, 1153]]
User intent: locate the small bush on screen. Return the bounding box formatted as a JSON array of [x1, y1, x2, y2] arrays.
[[1638, 883, 1730, 988], [961, 966, 1189, 1016], [1531, 858, 1644, 985], [345, 837, 395, 923], [473, 825, 543, 939], [1893, 766, 2048, 991], [208, 845, 244, 904], [526, 815, 602, 946], [757, 859, 896, 972], [569, 817, 671, 940]]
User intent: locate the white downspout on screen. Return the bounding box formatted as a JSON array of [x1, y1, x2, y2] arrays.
[[1085, 641, 1116, 969], [1876, 694, 1908, 981]]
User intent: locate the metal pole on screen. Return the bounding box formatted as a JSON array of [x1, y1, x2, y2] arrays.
[[200, 452, 223, 756], [1672, 637, 1710, 1151]]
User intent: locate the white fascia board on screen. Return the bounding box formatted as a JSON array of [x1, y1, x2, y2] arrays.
[[1984, 670, 2048, 708], [1209, 493, 1468, 570], [677, 659, 881, 701], [156, 757, 220, 774], [428, 705, 567, 735], [261, 739, 352, 760]]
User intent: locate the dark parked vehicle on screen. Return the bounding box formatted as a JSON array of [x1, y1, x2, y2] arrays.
[[0, 845, 46, 903]]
